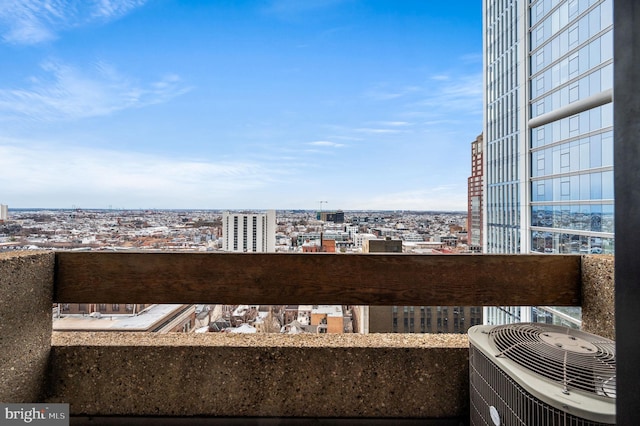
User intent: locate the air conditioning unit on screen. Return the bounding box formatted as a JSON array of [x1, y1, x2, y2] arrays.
[[468, 323, 615, 425]]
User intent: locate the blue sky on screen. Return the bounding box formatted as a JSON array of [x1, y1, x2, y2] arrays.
[[0, 0, 482, 211]]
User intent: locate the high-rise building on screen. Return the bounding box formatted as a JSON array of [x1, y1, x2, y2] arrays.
[[483, 0, 613, 255], [0, 204, 7, 222], [467, 135, 484, 252], [483, 0, 613, 324], [222, 210, 276, 253]]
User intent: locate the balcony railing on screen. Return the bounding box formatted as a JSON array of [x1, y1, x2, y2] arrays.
[[0, 251, 615, 424]]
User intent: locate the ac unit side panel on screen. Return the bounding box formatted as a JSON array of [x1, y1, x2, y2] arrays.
[[468, 325, 616, 425]]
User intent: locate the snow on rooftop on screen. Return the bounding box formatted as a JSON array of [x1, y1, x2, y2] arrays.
[[53, 304, 187, 331]]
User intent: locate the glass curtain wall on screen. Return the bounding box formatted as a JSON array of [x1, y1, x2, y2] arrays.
[[528, 0, 614, 254], [485, 0, 525, 254]]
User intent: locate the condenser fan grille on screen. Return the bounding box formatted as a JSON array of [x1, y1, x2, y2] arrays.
[[489, 323, 616, 397]]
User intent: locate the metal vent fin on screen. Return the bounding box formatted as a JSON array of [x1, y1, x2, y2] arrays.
[[489, 323, 616, 397]]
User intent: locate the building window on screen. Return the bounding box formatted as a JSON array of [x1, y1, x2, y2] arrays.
[[112, 304, 120, 312], [569, 25, 579, 47], [536, 76, 544, 95], [569, 84, 579, 103], [569, 55, 579, 77], [569, 115, 580, 135]]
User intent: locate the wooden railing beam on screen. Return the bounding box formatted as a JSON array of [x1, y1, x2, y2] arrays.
[[54, 252, 581, 306]]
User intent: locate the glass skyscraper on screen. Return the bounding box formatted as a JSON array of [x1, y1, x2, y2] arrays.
[[484, 0, 526, 254], [483, 0, 613, 325]]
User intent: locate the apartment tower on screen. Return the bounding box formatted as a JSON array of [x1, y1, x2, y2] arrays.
[[222, 210, 276, 253], [0, 204, 7, 222], [483, 0, 613, 324]]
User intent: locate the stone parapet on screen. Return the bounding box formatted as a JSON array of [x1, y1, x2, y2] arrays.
[[48, 332, 469, 418], [0, 251, 54, 402], [581, 255, 615, 340]]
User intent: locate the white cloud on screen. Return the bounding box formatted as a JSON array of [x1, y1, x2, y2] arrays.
[[0, 60, 191, 120], [374, 121, 411, 127], [459, 53, 482, 64], [0, 138, 280, 208], [350, 187, 467, 211], [364, 72, 482, 121], [307, 140, 345, 148], [355, 128, 402, 134], [92, 0, 147, 20], [417, 73, 483, 115], [363, 85, 421, 101], [0, 0, 147, 44]]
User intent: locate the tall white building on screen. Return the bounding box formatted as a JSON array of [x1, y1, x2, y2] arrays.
[[222, 210, 276, 253], [0, 204, 7, 222], [483, 0, 613, 325]]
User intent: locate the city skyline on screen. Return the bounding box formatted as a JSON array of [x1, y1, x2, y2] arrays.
[[0, 1, 482, 211]]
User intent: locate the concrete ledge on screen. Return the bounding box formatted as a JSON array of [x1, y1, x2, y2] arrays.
[[0, 251, 54, 402], [48, 333, 469, 418], [581, 255, 615, 340]]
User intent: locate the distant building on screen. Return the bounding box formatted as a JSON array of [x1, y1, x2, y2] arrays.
[[0, 204, 7, 222], [283, 305, 343, 333], [53, 304, 196, 332], [353, 233, 377, 249], [363, 237, 402, 253], [301, 239, 321, 252], [300, 235, 336, 253], [283, 305, 313, 327], [317, 210, 344, 223], [321, 239, 336, 253], [345, 224, 359, 239], [350, 216, 385, 225], [363, 237, 482, 333], [370, 306, 483, 334], [311, 305, 345, 333], [58, 303, 147, 315], [467, 135, 483, 251], [222, 210, 276, 253]]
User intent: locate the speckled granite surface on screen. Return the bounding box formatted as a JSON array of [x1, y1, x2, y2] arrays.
[[0, 251, 54, 402], [48, 333, 469, 418], [51, 331, 469, 348], [581, 255, 615, 340]]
